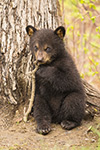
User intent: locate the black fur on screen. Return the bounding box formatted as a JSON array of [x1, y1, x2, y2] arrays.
[[26, 26, 85, 135]]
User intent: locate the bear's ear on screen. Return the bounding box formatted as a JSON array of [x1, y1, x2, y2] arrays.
[[54, 26, 65, 40], [26, 25, 37, 36]]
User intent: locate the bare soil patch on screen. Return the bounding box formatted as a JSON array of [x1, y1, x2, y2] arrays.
[[0, 112, 100, 150]]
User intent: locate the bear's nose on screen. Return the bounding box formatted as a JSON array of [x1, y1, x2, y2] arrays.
[[37, 51, 43, 62]]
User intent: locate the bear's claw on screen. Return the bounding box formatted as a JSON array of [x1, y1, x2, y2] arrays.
[[37, 125, 51, 135]]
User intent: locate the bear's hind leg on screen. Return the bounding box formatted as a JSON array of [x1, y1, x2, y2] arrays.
[[59, 92, 85, 130]]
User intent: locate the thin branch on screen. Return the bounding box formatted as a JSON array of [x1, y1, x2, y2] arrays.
[[23, 61, 39, 122]]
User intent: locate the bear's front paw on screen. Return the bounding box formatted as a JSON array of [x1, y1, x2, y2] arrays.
[[37, 124, 51, 135], [36, 67, 46, 78]]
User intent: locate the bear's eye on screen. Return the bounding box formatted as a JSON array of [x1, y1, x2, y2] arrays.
[[34, 45, 38, 52], [45, 47, 51, 53]]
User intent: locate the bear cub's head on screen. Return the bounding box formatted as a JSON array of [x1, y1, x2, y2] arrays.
[[26, 26, 66, 65]]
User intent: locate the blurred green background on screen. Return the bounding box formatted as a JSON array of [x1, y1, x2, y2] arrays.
[[59, 0, 100, 87]]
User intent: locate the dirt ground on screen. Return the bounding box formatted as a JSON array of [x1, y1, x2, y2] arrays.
[[0, 112, 100, 150]]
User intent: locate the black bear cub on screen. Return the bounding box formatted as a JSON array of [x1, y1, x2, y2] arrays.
[[26, 25, 85, 135]]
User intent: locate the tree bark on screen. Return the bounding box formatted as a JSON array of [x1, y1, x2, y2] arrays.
[[0, 0, 100, 128], [0, 0, 62, 128], [82, 79, 100, 120]]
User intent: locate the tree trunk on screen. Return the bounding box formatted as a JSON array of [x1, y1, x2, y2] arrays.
[[0, 0, 100, 128], [0, 0, 62, 128]]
